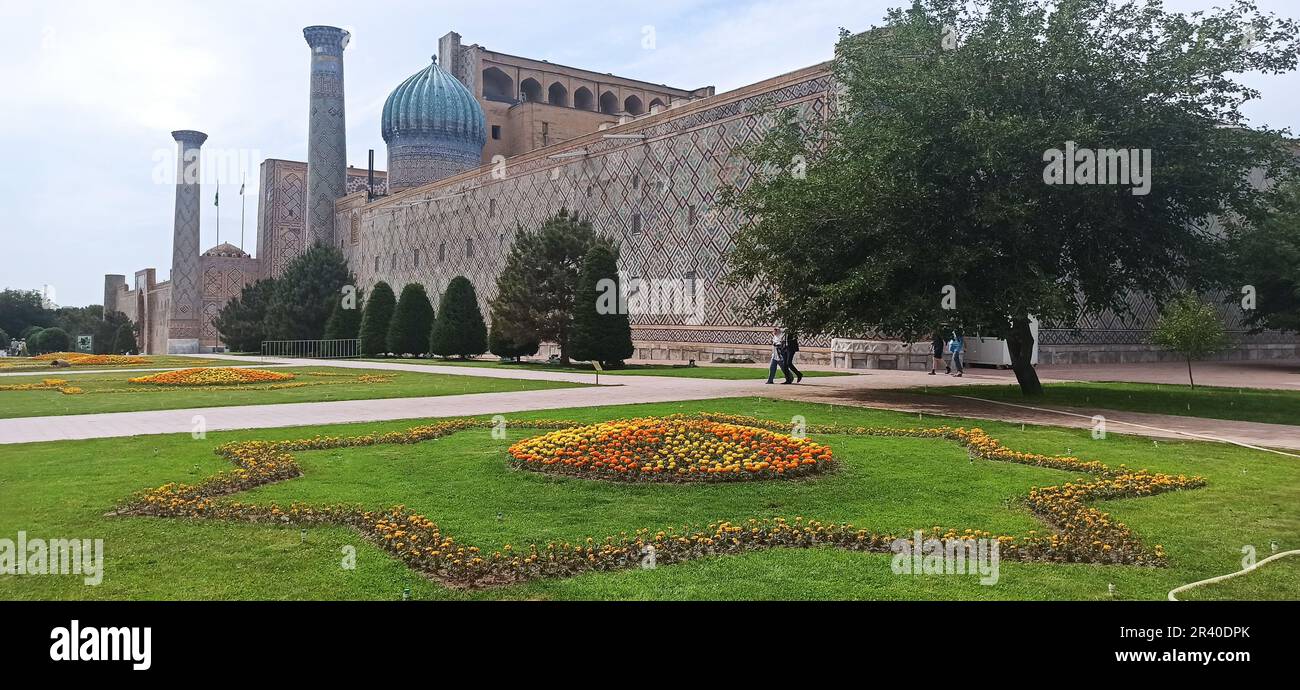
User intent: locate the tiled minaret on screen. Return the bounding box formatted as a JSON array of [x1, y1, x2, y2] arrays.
[[166, 129, 207, 354], [303, 25, 350, 247]]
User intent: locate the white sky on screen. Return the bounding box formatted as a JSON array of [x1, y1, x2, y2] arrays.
[[3, 0, 1297, 307]]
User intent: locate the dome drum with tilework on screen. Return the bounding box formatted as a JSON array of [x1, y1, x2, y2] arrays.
[[382, 56, 487, 191]]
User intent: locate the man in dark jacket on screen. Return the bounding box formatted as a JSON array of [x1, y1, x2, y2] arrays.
[[782, 330, 803, 383]]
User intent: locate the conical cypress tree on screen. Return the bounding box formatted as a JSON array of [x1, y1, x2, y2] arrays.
[[570, 242, 634, 367], [387, 283, 435, 357], [358, 281, 397, 356], [430, 276, 488, 359]]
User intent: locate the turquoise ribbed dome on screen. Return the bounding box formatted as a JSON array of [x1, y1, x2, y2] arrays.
[[381, 56, 486, 148]]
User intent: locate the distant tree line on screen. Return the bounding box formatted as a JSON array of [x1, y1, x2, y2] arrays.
[[0, 288, 136, 355]]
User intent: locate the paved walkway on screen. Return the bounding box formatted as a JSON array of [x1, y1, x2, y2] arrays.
[[0, 355, 1297, 452]]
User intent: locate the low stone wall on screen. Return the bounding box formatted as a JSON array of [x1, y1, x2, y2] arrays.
[[1039, 342, 1299, 365], [533, 338, 1298, 370]]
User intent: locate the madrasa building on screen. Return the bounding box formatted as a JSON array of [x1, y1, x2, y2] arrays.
[[102, 26, 1298, 367]]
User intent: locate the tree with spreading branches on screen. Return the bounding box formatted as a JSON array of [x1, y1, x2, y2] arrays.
[[724, 0, 1299, 395]]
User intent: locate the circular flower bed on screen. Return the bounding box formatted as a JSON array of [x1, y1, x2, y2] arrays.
[[128, 367, 295, 386], [508, 416, 834, 482], [30, 352, 149, 366]]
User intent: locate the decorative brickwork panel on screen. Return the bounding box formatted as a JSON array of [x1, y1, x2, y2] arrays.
[[257, 159, 387, 280]]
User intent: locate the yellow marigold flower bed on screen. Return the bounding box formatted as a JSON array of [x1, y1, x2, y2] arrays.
[[31, 352, 149, 366], [128, 367, 295, 386], [509, 417, 833, 482], [115, 413, 1206, 589]]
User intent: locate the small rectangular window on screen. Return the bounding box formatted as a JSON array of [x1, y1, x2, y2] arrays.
[[374, 256, 379, 272], [688, 204, 697, 226], [413, 249, 420, 268], [439, 242, 446, 262], [631, 213, 642, 235], [466, 237, 474, 257], [491, 125, 501, 140], [489, 198, 496, 217]]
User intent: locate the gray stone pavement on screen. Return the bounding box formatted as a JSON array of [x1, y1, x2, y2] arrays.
[[0, 354, 1297, 451], [0, 370, 756, 444]]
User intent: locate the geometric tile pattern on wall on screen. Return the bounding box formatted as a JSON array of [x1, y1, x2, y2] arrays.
[[257, 159, 387, 281]]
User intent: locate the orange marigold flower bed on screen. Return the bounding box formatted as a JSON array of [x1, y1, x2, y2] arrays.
[[508, 417, 834, 482], [31, 352, 149, 366], [128, 367, 295, 386]]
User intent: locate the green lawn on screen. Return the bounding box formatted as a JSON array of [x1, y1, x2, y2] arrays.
[[915, 381, 1300, 426], [0, 366, 583, 419], [1175, 555, 1300, 601], [359, 357, 853, 380], [0, 355, 231, 374], [0, 397, 1294, 600]]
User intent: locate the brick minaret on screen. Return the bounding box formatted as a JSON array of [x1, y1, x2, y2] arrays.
[[167, 129, 207, 354], [303, 25, 350, 247]]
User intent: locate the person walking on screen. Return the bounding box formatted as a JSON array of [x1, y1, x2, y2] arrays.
[[765, 326, 792, 384], [947, 328, 964, 377], [782, 330, 803, 383], [930, 330, 947, 375]]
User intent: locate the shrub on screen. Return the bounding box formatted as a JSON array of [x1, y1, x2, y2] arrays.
[[0, 327, 9, 350], [359, 282, 397, 356], [430, 276, 487, 359], [387, 283, 435, 357], [488, 310, 539, 361], [29, 327, 71, 354]]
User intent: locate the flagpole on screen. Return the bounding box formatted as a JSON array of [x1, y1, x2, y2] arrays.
[[215, 184, 220, 246], [240, 172, 246, 251]]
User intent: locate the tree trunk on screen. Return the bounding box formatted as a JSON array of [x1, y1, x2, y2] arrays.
[[1186, 357, 1195, 388], [1004, 317, 1043, 396]]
